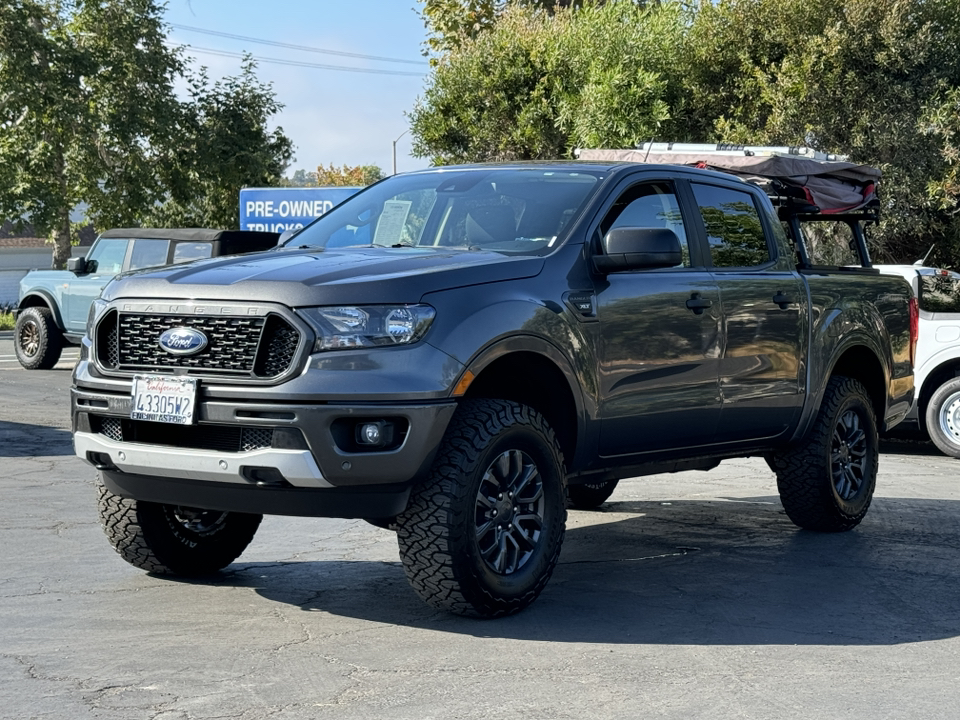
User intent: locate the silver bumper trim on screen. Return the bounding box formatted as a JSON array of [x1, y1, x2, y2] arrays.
[[74, 431, 332, 488]]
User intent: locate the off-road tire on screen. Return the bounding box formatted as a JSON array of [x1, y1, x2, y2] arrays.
[[925, 377, 960, 459], [14, 306, 63, 370], [395, 399, 567, 618], [97, 478, 262, 575], [768, 376, 878, 532], [567, 479, 619, 509]]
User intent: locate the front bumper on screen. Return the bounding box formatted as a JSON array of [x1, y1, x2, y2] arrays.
[[72, 385, 458, 517]]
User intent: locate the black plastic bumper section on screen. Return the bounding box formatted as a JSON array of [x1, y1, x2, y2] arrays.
[[101, 470, 411, 519]]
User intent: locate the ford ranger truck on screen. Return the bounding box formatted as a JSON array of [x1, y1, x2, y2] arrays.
[[71, 162, 915, 617]]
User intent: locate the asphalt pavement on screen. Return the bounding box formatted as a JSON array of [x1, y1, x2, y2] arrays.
[[2, 337, 960, 719]]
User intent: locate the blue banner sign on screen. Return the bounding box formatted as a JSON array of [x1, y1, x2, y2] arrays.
[[239, 187, 363, 232]]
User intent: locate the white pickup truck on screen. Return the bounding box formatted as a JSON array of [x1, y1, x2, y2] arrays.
[[876, 264, 960, 457]]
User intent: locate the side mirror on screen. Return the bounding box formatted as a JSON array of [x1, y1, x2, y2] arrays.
[[278, 229, 296, 245], [67, 256, 87, 274], [593, 227, 682, 273]]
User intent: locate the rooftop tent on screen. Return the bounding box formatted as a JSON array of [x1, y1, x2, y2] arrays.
[[576, 146, 882, 214]]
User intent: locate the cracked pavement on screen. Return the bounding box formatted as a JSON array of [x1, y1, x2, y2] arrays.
[[3, 337, 960, 719]]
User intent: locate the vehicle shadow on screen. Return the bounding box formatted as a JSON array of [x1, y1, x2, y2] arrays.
[[208, 495, 960, 646], [880, 436, 947, 457], [0, 419, 74, 457]]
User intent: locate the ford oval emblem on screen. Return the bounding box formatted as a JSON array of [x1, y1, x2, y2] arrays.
[[158, 327, 209, 356]]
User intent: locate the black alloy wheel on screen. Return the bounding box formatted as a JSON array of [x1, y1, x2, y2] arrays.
[[831, 408, 869, 501], [474, 449, 546, 575]]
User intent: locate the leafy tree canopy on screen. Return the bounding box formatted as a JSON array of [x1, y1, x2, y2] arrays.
[[315, 163, 386, 187], [0, 0, 292, 267], [411, 0, 960, 264]]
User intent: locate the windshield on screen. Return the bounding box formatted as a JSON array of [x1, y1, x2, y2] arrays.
[[285, 168, 603, 256]]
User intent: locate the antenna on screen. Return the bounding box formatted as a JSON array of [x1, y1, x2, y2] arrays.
[[916, 243, 936, 266], [643, 138, 655, 163]]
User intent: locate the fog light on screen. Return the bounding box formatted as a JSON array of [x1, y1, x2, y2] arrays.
[[359, 422, 382, 445]]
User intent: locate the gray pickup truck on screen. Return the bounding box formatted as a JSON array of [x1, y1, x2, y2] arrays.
[[71, 159, 915, 617]]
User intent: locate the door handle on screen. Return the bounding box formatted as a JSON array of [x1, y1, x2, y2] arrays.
[[772, 292, 796, 309], [685, 293, 713, 315]]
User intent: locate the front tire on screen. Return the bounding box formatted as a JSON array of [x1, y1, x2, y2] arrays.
[[97, 479, 262, 575], [395, 399, 567, 617], [14, 306, 63, 370], [567, 479, 619, 509], [925, 377, 960, 459], [768, 376, 878, 532]]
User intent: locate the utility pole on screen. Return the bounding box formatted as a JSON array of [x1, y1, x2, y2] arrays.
[[392, 129, 410, 175]]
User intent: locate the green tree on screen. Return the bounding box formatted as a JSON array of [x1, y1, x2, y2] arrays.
[[0, 3, 293, 263], [148, 57, 294, 229], [315, 163, 386, 187], [0, 0, 185, 268], [410, 2, 687, 164], [418, 0, 598, 62], [286, 169, 320, 187]]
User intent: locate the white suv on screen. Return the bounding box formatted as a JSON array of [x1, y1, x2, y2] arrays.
[[877, 264, 960, 457]]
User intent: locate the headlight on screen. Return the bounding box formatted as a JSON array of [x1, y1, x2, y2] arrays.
[[86, 298, 109, 337], [299, 304, 436, 352]]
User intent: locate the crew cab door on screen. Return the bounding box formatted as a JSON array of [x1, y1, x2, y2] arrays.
[[593, 177, 722, 456], [689, 181, 807, 442]]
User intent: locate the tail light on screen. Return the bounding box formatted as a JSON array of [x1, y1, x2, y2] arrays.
[[909, 296, 919, 367]]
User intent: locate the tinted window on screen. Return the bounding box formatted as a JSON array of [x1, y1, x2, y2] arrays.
[[87, 238, 129, 274], [600, 182, 690, 267], [290, 169, 602, 256], [692, 184, 771, 268], [128, 239, 170, 271], [173, 242, 214, 264], [920, 273, 960, 313]]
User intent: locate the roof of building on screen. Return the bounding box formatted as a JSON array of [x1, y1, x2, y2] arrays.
[[0, 237, 48, 248]]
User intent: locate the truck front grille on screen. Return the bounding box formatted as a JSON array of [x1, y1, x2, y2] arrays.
[[96, 310, 301, 380], [95, 416, 276, 453]]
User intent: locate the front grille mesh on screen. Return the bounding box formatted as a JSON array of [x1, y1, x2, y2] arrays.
[[119, 315, 264, 373], [96, 310, 301, 379], [94, 416, 275, 453], [100, 417, 123, 442], [255, 316, 301, 377]]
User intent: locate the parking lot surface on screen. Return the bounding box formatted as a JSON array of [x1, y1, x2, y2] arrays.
[[2, 335, 959, 719]]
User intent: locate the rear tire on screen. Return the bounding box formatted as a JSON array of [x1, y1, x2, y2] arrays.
[[925, 377, 960, 459], [97, 478, 262, 575], [567, 479, 619, 509], [14, 306, 63, 370], [768, 376, 878, 532], [395, 399, 567, 617]]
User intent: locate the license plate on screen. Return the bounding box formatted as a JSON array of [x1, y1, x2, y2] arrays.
[[131, 375, 197, 425]]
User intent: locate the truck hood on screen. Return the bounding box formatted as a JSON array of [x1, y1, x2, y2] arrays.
[[101, 246, 545, 306]]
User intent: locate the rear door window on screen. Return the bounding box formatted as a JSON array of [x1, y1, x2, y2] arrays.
[[692, 183, 772, 268], [172, 242, 214, 264], [128, 239, 171, 271]]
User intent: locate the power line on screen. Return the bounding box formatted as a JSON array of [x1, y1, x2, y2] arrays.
[[169, 23, 428, 67], [169, 42, 426, 77]]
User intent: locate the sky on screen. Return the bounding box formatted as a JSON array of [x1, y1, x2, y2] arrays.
[[163, 0, 432, 177]]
